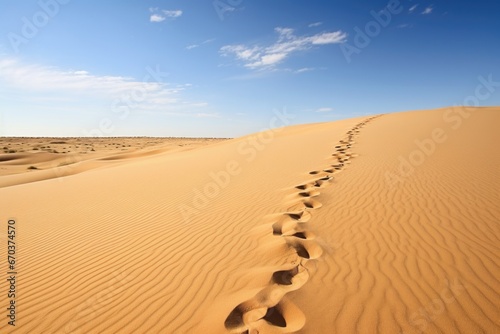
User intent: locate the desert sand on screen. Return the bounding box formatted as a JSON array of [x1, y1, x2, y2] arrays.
[[0, 107, 498, 333], [0, 137, 226, 187]]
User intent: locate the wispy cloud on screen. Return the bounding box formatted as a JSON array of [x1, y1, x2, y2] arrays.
[[308, 22, 323, 28], [186, 38, 215, 50], [149, 8, 182, 23], [164, 10, 182, 18], [409, 4, 418, 13], [422, 6, 433, 14], [295, 67, 315, 73], [315, 107, 333, 112], [0, 57, 204, 113], [220, 27, 346, 70]]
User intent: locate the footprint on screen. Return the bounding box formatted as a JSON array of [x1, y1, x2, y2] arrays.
[[225, 301, 256, 332], [273, 298, 306, 332], [284, 210, 311, 222], [225, 288, 306, 332], [280, 225, 315, 239], [263, 306, 286, 327], [312, 176, 332, 187], [272, 268, 298, 286], [257, 298, 306, 333], [298, 190, 320, 198], [226, 289, 284, 330], [313, 180, 326, 188], [302, 199, 322, 209], [272, 265, 309, 289], [285, 238, 323, 259]]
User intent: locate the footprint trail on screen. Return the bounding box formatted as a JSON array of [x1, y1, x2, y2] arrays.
[[224, 115, 381, 333]]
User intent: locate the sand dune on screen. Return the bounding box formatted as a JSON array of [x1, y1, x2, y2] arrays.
[[0, 137, 226, 188], [0, 107, 498, 333]]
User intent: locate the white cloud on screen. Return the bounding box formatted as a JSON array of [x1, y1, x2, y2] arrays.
[[409, 4, 418, 12], [150, 14, 165, 23], [247, 53, 287, 69], [220, 27, 347, 70], [221, 45, 260, 61], [163, 10, 182, 18], [422, 6, 433, 14], [0, 57, 203, 113], [310, 31, 346, 45], [308, 22, 323, 28], [186, 38, 215, 50], [149, 8, 182, 23], [295, 67, 315, 73], [315, 107, 333, 113]]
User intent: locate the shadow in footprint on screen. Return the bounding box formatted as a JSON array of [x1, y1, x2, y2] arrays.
[[272, 267, 299, 285], [298, 190, 319, 198], [263, 307, 287, 327], [303, 200, 321, 209], [294, 243, 310, 259], [292, 232, 307, 239], [224, 308, 244, 331], [284, 211, 311, 222], [286, 238, 323, 259]]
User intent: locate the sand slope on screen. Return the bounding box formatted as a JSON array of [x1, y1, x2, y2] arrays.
[[0, 138, 226, 187], [284, 107, 500, 334], [0, 107, 498, 333]]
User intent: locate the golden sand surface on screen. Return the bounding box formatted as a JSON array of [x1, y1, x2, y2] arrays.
[[0, 107, 498, 333]]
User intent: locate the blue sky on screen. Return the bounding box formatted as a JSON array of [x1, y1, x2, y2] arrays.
[[0, 0, 499, 137]]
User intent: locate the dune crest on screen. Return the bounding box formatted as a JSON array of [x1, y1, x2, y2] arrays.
[[223, 116, 381, 333]]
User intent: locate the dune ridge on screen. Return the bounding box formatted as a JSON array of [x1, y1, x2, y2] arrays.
[[223, 116, 381, 333]]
